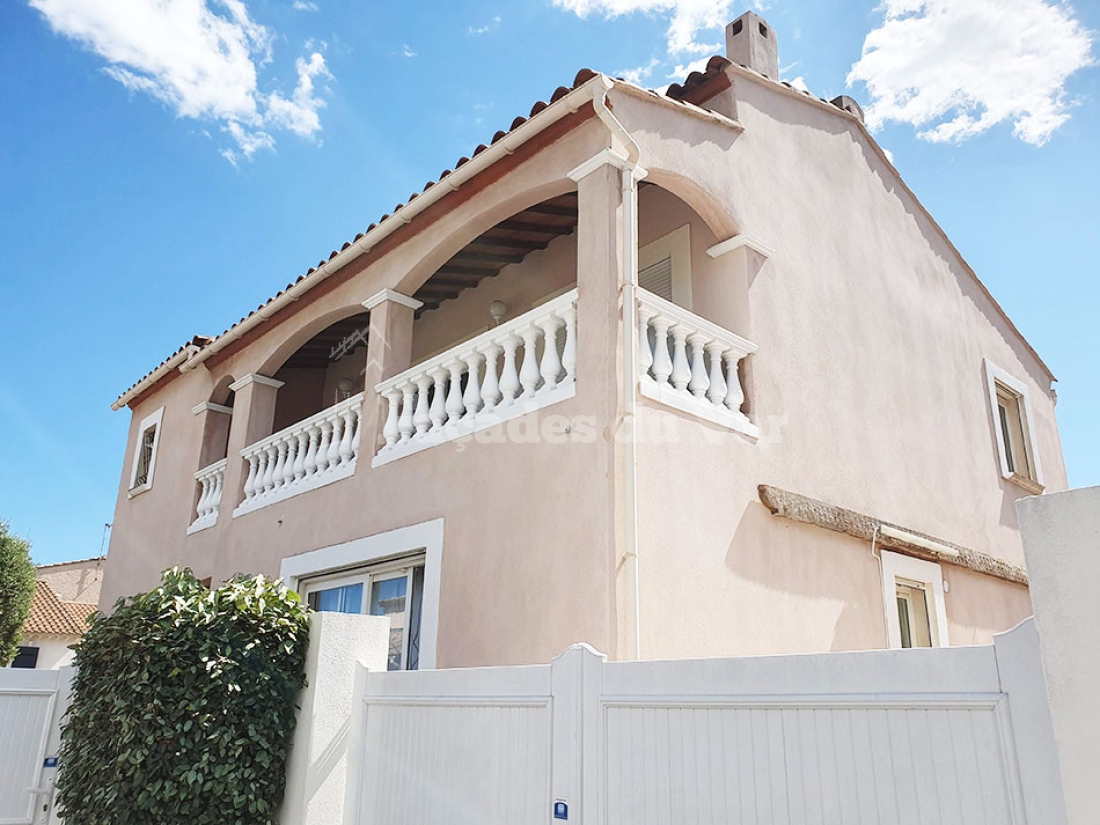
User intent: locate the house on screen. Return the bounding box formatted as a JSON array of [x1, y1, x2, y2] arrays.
[[99, 13, 1065, 670], [10, 558, 102, 669]]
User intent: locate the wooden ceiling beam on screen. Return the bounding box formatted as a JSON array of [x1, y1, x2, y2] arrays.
[[496, 220, 574, 235], [451, 250, 525, 265], [520, 203, 578, 218]]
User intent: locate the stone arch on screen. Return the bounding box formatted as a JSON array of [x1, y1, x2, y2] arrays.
[[641, 166, 742, 242]]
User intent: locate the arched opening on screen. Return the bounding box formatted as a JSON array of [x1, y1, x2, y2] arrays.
[[197, 376, 236, 469], [269, 311, 371, 433]]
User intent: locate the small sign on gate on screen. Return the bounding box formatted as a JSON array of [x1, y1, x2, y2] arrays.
[[43, 756, 58, 768], [553, 799, 568, 820]]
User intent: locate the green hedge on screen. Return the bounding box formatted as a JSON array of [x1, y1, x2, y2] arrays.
[[56, 568, 310, 825]]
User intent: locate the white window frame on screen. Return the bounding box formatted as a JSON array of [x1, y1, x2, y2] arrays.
[[280, 519, 443, 670], [300, 556, 425, 671], [881, 550, 949, 649], [984, 359, 1044, 492], [639, 224, 693, 309], [127, 406, 164, 498]]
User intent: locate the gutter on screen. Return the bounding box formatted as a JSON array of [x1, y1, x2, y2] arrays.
[[175, 75, 609, 377], [593, 78, 646, 661], [110, 343, 202, 411]]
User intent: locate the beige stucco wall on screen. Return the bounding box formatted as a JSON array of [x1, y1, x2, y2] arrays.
[[102, 74, 1064, 667], [36, 559, 103, 605]]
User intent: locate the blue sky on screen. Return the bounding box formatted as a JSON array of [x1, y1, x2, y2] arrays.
[[0, 0, 1096, 565]]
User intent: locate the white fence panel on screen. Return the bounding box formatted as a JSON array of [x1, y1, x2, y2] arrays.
[[0, 669, 64, 825], [337, 623, 1063, 825], [349, 663, 553, 825]]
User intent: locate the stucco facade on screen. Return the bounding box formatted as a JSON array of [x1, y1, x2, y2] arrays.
[[101, 19, 1063, 668]]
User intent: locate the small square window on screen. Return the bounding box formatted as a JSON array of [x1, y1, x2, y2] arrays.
[[881, 551, 948, 649], [128, 407, 164, 497], [984, 361, 1043, 492]]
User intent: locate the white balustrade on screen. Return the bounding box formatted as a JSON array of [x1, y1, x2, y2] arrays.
[[234, 392, 364, 516], [187, 458, 227, 534], [374, 289, 579, 465], [636, 288, 759, 437]]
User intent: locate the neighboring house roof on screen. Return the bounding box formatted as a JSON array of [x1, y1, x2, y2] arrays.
[[22, 580, 96, 638], [112, 56, 1054, 410]]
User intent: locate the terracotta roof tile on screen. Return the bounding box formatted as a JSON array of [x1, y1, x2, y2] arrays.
[[23, 581, 94, 637]]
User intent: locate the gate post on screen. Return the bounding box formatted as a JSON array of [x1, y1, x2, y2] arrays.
[[551, 643, 606, 825]]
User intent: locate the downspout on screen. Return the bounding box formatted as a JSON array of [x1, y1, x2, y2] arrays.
[[593, 79, 644, 661]]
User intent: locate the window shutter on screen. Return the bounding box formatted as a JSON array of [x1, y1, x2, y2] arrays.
[[639, 255, 673, 301]]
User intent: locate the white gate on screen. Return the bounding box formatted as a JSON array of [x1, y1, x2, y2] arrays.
[[0, 668, 71, 825], [342, 619, 1065, 825]]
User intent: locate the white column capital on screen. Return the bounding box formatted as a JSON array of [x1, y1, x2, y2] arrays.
[[228, 373, 285, 392], [190, 401, 234, 415], [363, 288, 423, 312], [707, 234, 775, 260], [567, 149, 648, 182]]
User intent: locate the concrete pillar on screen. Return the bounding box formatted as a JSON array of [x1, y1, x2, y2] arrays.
[[360, 289, 421, 456], [1017, 487, 1100, 825], [281, 612, 390, 825], [222, 373, 284, 505]]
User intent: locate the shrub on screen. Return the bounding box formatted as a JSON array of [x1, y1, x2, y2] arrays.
[[56, 568, 310, 825], [0, 520, 36, 666]]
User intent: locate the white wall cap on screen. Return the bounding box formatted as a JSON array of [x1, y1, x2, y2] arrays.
[[190, 401, 234, 416], [567, 149, 647, 182], [228, 373, 285, 392], [362, 289, 423, 312], [707, 234, 775, 260]]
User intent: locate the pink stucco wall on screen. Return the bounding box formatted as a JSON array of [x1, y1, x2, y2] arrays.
[[101, 73, 1062, 666]]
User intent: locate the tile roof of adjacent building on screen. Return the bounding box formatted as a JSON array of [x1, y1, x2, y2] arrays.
[[23, 580, 97, 637], [112, 57, 1055, 409]]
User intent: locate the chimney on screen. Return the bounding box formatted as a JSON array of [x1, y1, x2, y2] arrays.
[[725, 11, 778, 79]]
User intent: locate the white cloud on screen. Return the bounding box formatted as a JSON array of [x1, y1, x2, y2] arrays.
[[553, 0, 735, 55], [292, 0, 318, 10], [618, 57, 660, 84], [401, 44, 417, 58], [848, 0, 1094, 146], [29, 0, 333, 162], [468, 15, 501, 36]]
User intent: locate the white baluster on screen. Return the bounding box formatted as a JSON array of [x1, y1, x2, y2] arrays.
[[195, 477, 211, 519], [651, 317, 673, 386], [705, 342, 728, 407], [261, 445, 277, 493], [350, 406, 362, 458], [413, 378, 432, 435], [293, 431, 309, 479], [398, 387, 415, 443], [382, 392, 401, 448], [272, 443, 288, 490], [560, 305, 577, 383], [722, 350, 747, 417], [687, 333, 710, 399], [243, 455, 259, 500], [480, 344, 502, 411], [445, 361, 465, 423], [669, 326, 692, 392], [538, 316, 562, 391], [315, 421, 332, 473], [209, 472, 223, 516], [303, 425, 320, 475], [518, 325, 541, 398], [462, 353, 483, 418], [325, 415, 343, 469], [282, 437, 298, 486], [499, 335, 521, 405], [338, 409, 356, 465], [637, 305, 655, 378], [429, 369, 448, 431]]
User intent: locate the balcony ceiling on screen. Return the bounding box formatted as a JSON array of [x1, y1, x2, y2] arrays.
[[412, 192, 579, 315], [281, 311, 371, 371]]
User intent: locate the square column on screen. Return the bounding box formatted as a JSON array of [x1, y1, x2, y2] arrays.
[[360, 289, 421, 457], [222, 373, 285, 506]]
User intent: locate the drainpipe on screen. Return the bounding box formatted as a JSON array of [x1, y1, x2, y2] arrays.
[[593, 79, 644, 661]]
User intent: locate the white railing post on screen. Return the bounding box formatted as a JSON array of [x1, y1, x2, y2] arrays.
[[373, 289, 579, 466]]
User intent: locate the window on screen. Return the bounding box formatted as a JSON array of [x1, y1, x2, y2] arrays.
[[881, 550, 949, 649], [128, 407, 164, 497], [11, 646, 39, 668], [984, 360, 1043, 492], [281, 519, 443, 671], [303, 558, 425, 671], [638, 224, 693, 308]]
